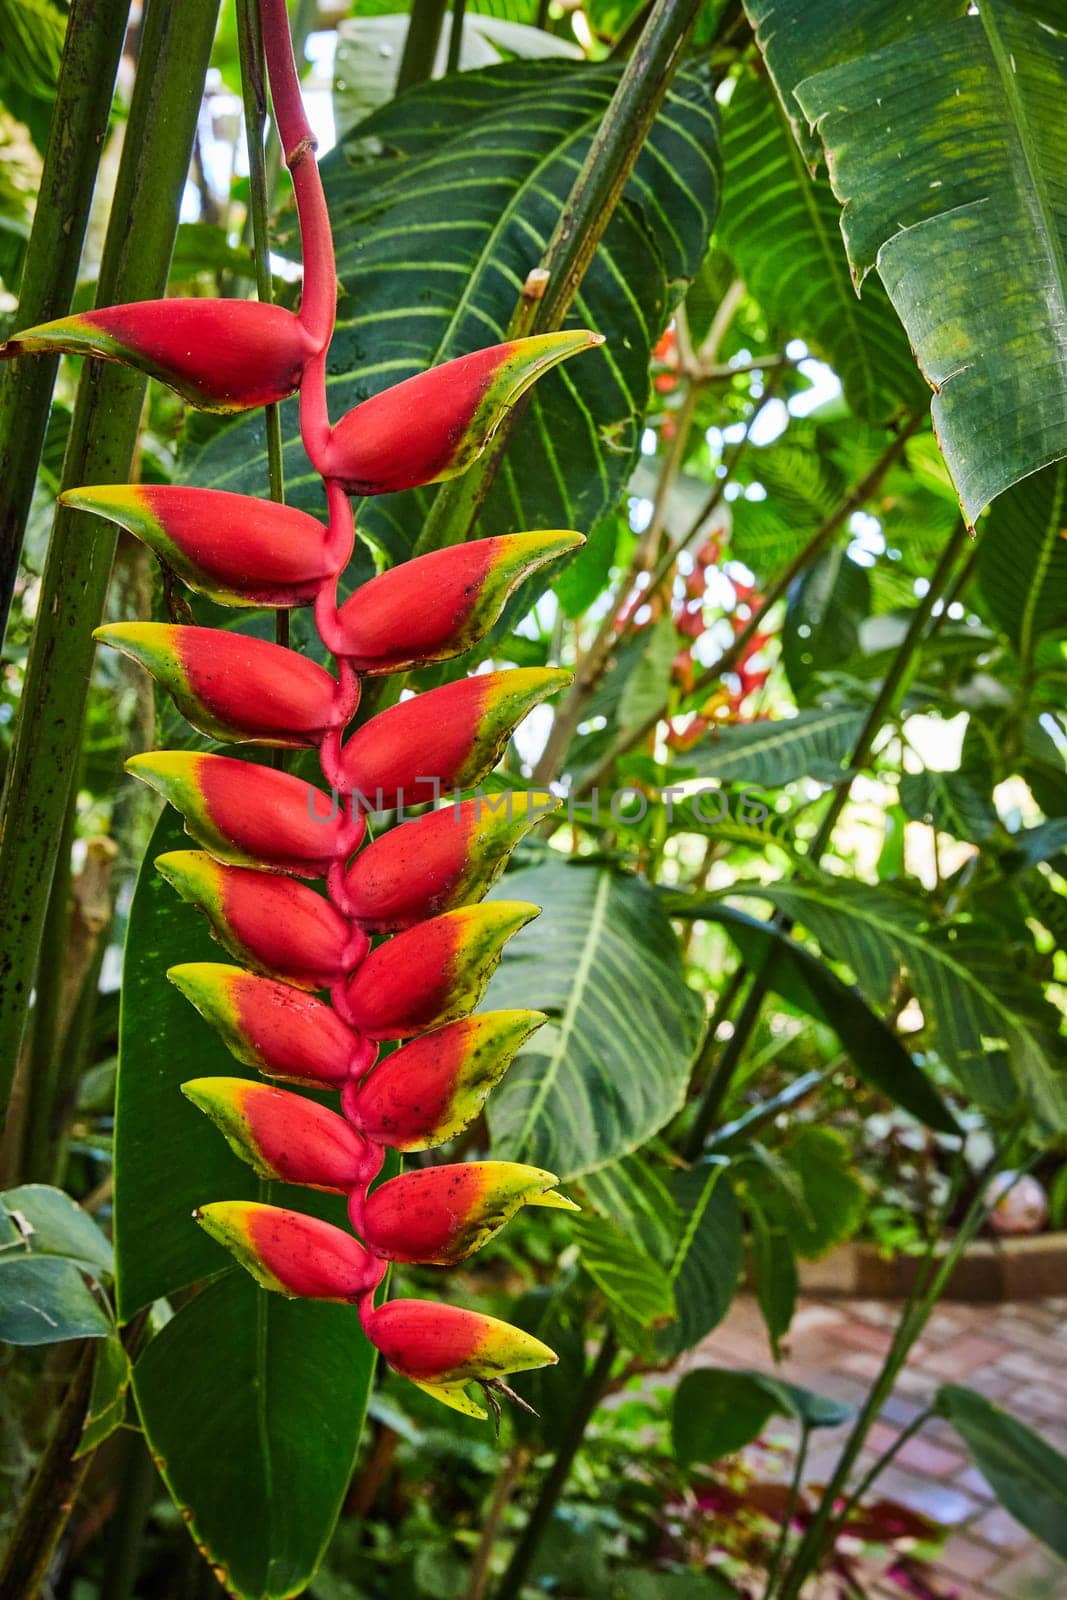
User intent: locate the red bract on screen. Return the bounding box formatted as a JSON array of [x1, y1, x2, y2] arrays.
[[31, 0, 595, 1424], [2, 300, 320, 412]]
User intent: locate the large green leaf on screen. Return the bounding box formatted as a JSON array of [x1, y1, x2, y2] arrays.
[[116, 811, 379, 1598], [666, 901, 958, 1132], [572, 1214, 675, 1348], [672, 1365, 853, 1463], [484, 859, 704, 1177], [184, 60, 721, 560], [977, 459, 1067, 662], [685, 703, 866, 786], [743, 0, 969, 163], [718, 69, 923, 421], [747, 876, 1067, 1129], [656, 1157, 743, 1358], [134, 1273, 377, 1600], [937, 1385, 1067, 1560], [786, 2, 1067, 520]]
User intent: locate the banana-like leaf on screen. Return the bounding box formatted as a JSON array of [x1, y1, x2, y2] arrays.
[[185, 60, 721, 560], [484, 859, 704, 1177], [718, 69, 923, 421], [760, 0, 1067, 520], [977, 459, 1067, 662]]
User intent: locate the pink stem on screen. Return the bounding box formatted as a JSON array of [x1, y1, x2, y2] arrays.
[[259, 0, 336, 349]]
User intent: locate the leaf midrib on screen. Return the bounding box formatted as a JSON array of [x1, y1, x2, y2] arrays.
[[512, 868, 611, 1160]]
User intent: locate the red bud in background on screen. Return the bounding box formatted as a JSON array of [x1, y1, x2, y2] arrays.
[[357, 1161, 576, 1264], [127, 753, 358, 877], [168, 963, 362, 1085], [3, 300, 319, 412], [183, 1077, 374, 1191], [345, 902, 538, 1039], [155, 851, 361, 989], [347, 1010, 546, 1150], [196, 1201, 383, 1300], [338, 669, 568, 811], [320, 331, 602, 494], [334, 531, 583, 673], [59, 485, 337, 609], [98, 625, 347, 747]]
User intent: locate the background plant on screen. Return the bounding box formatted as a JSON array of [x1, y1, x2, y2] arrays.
[[0, 0, 1065, 1597]]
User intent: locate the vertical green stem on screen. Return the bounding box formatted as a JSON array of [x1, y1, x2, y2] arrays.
[[446, 0, 467, 73], [496, 1331, 618, 1599], [396, 0, 448, 94], [414, 0, 703, 555], [0, 1341, 95, 1597], [762, 1423, 810, 1599], [19, 790, 77, 1181], [0, 0, 130, 642], [0, 0, 222, 1130], [236, 0, 288, 649]]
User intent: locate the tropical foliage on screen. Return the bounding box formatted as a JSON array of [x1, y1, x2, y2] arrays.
[[0, 0, 1065, 1597]]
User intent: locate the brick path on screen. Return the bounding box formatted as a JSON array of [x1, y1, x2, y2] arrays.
[[688, 1294, 1067, 1598]]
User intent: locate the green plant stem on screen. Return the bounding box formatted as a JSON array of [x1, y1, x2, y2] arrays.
[[414, 0, 703, 556], [495, 1331, 618, 1599], [0, 1340, 95, 1598], [447, 0, 468, 73], [99, 1433, 160, 1600], [762, 1422, 810, 1599], [771, 1147, 1023, 1600], [19, 791, 76, 1182], [682, 499, 969, 1157], [0, 0, 129, 644], [0, 0, 222, 1132], [236, 0, 288, 652], [397, 0, 448, 93]]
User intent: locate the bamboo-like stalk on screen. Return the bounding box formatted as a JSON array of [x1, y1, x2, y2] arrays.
[[0, 0, 222, 1129], [0, 0, 131, 642], [413, 0, 705, 557], [397, 0, 448, 93]]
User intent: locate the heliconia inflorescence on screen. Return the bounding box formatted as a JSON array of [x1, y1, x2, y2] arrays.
[[3, 0, 602, 1421]]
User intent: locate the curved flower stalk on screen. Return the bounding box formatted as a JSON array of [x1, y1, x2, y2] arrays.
[[9, 0, 600, 1422]]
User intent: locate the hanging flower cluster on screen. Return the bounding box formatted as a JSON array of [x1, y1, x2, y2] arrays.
[[4, 1, 600, 1421]]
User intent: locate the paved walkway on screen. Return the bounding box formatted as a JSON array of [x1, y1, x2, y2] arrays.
[[689, 1294, 1067, 1598]]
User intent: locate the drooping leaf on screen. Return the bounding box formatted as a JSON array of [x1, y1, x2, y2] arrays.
[[485, 860, 704, 1177], [656, 1158, 744, 1358], [749, 876, 1067, 1128], [749, 1206, 797, 1356], [718, 69, 923, 421], [790, 2, 1067, 520], [663, 900, 958, 1133], [184, 60, 721, 563], [573, 1214, 675, 1348], [937, 1385, 1067, 1560]]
